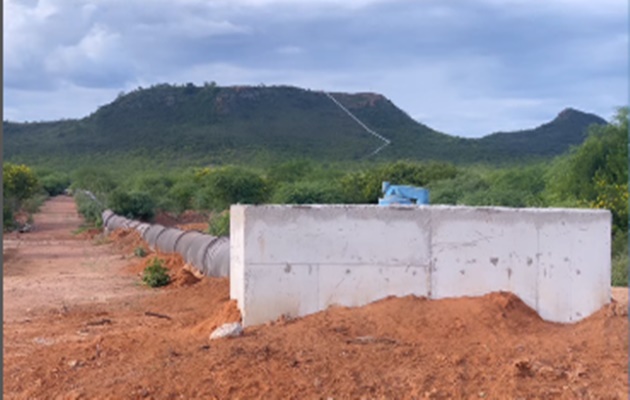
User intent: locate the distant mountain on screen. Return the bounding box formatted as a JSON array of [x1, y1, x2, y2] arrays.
[[3, 84, 608, 170], [477, 108, 607, 158]]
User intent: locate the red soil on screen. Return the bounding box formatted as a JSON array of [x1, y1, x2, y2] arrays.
[[3, 197, 628, 399]]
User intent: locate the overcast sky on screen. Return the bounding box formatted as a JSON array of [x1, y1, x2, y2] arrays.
[[4, 0, 628, 137]]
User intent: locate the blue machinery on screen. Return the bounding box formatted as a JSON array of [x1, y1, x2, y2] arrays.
[[378, 181, 430, 206]]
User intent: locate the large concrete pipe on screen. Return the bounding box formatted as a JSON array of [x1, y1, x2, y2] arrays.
[[184, 235, 230, 277], [107, 215, 133, 230], [105, 215, 118, 229], [127, 220, 141, 229], [174, 230, 206, 255], [102, 210, 115, 228], [204, 237, 230, 277], [143, 224, 168, 250], [135, 222, 151, 236], [99, 209, 230, 278], [184, 235, 217, 271], [155, 228, 187, 254]]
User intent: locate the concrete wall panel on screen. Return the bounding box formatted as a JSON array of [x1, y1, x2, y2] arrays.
[[242, 205, 431, 266], [242, 263, 320, 326], [232, 205, 433, 326], [230, 207, 246, 307], [232, 205, 611, 327], [536, 210, 611, 322], [430, 207, 539, 311], [317, 264, 429, 311]]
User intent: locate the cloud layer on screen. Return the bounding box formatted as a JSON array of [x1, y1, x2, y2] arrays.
[[4, 0, 627, 137]]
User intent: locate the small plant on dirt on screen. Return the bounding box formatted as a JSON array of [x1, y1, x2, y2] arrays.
[[142, 258, 170, 288], [134, 246, 147, 258]]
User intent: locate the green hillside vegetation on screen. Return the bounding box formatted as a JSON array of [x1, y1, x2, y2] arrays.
[[477, 107, 608, 158], [3, 83, 607, 170]]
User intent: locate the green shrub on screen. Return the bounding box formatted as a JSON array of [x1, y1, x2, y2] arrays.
[[197, 166, 269, 211], [427, 172, 490, 205], [130, 172, 177, 211], [426, 164, 549, 208], [337, 169, 378, 204], [208, 210, 230, 237], [142, 258, 170, 287], [3, 203, 15, 231], [272, 181, 343, 204], [109, 190, 155, 221], [22, 191, 48, 214], [544, 108, 628, 231], [71, 167, 117, 194], [611, 229, 628, 287], [167, 180, 197, 214], [134, 246, 147, 258], [612, 252, 628, 287], [612, 229, 628, 257], [40, 172, 71, 196], [132, 173, 175, 194], [459, 187, 539, 208], [3, 163, 40, 220], [486, 165, 547, 207], [3, 163, 40, 203], [338, 161, 459, 204], [74, 191, 104, 227], [267, 159, 314, 184]]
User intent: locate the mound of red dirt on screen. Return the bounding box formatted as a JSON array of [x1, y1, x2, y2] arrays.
[[5, 280, 627, 399], [170, 267, 202, 288], [108, 228, 148, 255]]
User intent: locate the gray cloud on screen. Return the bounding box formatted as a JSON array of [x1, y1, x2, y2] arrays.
[[4, 0, 627, 136]]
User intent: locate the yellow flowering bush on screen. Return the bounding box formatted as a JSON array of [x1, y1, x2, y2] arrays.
[[3, 163, 40, 230], [3, 163, 39, 202], [589, 176, 628, 232]]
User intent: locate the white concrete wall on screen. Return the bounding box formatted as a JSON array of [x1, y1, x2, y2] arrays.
[[230, 205, 611, 327]]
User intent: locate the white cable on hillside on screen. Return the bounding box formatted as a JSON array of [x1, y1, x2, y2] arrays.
[[323, 91, 391, 157]]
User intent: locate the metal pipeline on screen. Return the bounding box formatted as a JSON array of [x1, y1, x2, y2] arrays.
[[101, 209, 230, 278]]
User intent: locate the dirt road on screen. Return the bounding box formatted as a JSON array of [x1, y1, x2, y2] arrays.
[[3, 196, 145, 322], [3, 197, 628, 399]]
